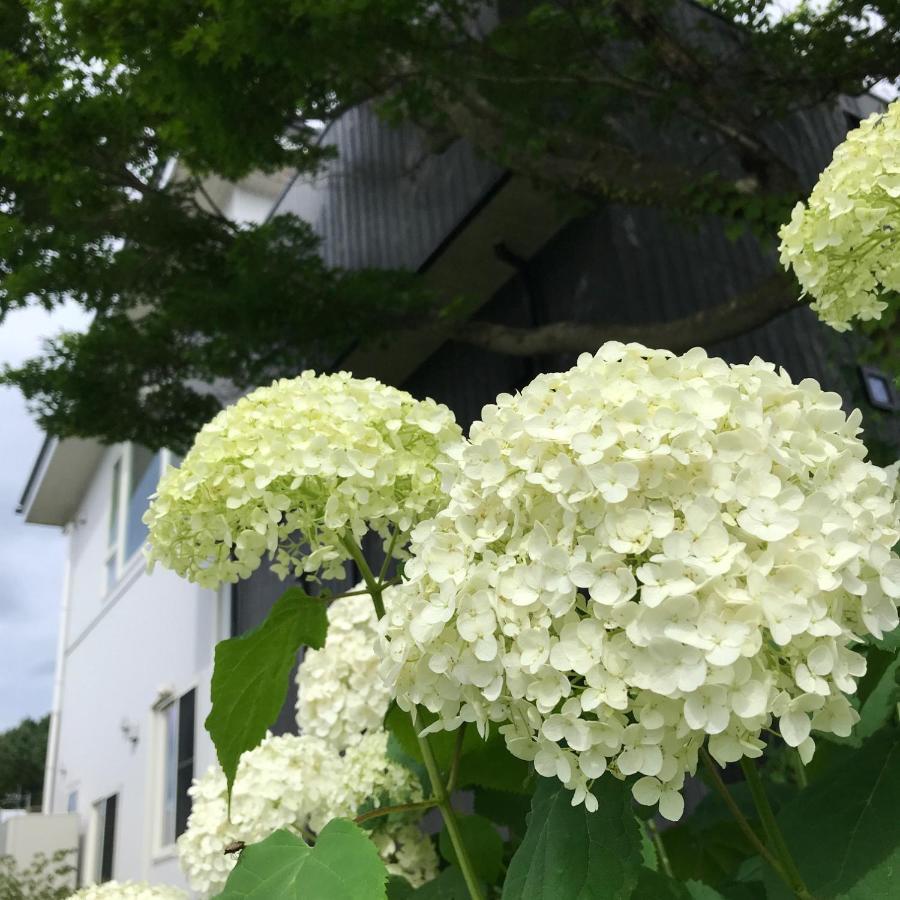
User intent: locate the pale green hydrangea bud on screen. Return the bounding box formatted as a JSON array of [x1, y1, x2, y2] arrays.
[[295, 589, 393, 750], [144, 371, 461, 587], [381, 343, 900, 821], [69, 883, 188, 899], [779, 100, 900, 330]]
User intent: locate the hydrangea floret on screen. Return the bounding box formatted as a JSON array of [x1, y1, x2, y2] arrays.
[[144, 371, 461, 588], [380, 343, 900, 820], [69, 883, 188, 899], [779, 100, 900, 331], [295, 590, 394, 750], [177, 732, 437, 897]]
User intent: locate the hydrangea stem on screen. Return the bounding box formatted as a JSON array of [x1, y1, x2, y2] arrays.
[[354, 799, 439, 826], [740, 758, 814, 900], [344, 539, 483, 898], [699, 750, 787, 884], [340, 535, 385, 618], [417, 729, 486, 900]]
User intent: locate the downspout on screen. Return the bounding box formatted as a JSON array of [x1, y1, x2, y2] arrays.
[[42, 523, 73, 813]]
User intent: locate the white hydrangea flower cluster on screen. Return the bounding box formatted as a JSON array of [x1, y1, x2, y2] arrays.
[[295, 590, 393, 749], [144, 371, 461, 588], [380, 343, 900, 821], [177, 732, 437, 897], [779, 100, 900, 331], [69, 883, 187, 900]]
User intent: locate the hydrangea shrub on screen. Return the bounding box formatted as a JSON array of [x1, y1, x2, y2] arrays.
[[381, 344, 900, 820], [142, 330, 899, 896], [144, 371, 460, 587], [177, 732, 437, 896], [779, 101, 900, 331]]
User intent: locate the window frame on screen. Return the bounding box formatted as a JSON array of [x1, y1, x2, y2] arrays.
[[103, 444, 175, 597], [87, 793, 118, 885], [153, 687, 196, 857]]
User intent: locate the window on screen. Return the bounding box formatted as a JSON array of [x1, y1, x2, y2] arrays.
[[67, 790, 78, 813], [104, 445, 175, 594], [159, 689, 195, 848], [93, 794, 117, 883]]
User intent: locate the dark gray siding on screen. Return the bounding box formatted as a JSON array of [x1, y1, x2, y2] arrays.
[[275, 105, 502, 272]]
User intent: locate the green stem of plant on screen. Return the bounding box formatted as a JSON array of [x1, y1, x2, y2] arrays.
[[647, 820, 674, 879], [699, 749, 787, 885], [447, 722, 467, 793], [378, 527, 400, 583], [740, 758, 814, 900], [354, 798, 439, 826], [339, 534, 385, 618], [417, 728, 485, 900]]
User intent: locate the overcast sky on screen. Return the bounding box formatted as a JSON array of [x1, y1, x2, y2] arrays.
[[0, 305, 88, 732]]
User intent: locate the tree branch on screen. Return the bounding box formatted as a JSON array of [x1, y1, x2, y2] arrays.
[[453, 270, 803, 357]]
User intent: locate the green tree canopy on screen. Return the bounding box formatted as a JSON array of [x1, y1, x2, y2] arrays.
[[0, 715, 49, 807], [2, 0, 898, 448]]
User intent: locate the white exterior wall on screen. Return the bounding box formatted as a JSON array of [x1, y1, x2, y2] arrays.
[[32, 172, 321, 892], [45, 445, 226, 891]]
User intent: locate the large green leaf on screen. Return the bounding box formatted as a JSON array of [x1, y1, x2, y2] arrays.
[[438, 815, 504, 886], [772, 729, 900, 898], [501, 777, 643, 900], [205, 587, 327, 797], [216, 821, 387, 899]]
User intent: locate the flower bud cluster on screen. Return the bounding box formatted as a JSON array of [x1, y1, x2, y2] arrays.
[[177, 732, 437, 896], [381, 343, 900, 820], [779, 101, 900, 331], [295, 592, 393, 749], [144, 371, 461, 588]]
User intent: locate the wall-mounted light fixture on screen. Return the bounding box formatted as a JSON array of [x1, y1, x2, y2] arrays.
[[859, 366, 898, 412]]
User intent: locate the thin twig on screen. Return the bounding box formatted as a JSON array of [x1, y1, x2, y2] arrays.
[[354, 799, 439, 826], [699, 749, 787, 883]]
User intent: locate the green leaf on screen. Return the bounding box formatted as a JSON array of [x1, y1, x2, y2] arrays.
[[640, 825, 658, 871], [205, 587, 327, 797], [410, 866, 471, 898], [387, 875, 415, 899], [501, 777, 643, 899], [473, 787, 531, 840], [632, 869, 726, 899], [439, 815, 504, 886], [663, 821, 756, 887], [855, 651, 900, 741], [456, 731, 531, 793], [772, 729, 900, 898], [216, 821, 387, 899], [384, 705, 530, 794]]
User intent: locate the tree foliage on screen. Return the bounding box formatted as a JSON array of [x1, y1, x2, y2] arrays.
[[2, 0, 899, 447], [0, 715, 48, 807]]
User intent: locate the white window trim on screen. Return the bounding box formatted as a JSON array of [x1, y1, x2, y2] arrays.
[[103, 445, 175, 599], [85, 791, 119, 886], [149, 684, 196, 861]]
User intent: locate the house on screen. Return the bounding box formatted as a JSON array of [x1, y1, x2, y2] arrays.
[[17, 73, 897, 895]]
